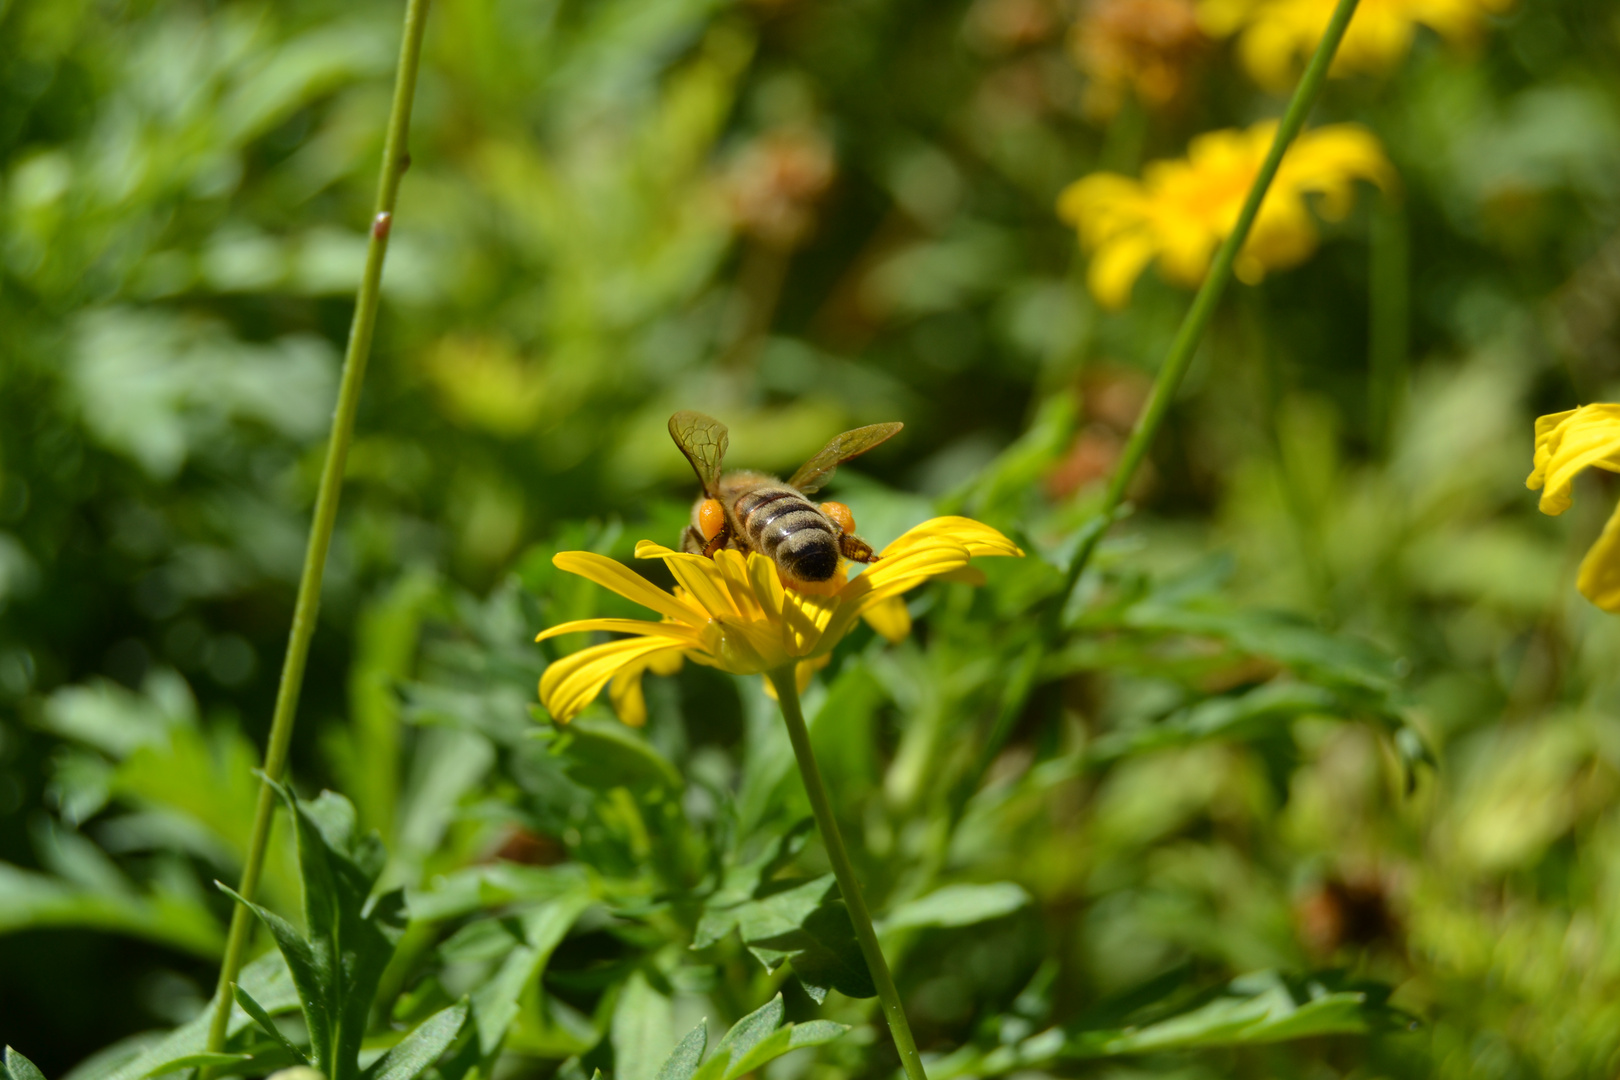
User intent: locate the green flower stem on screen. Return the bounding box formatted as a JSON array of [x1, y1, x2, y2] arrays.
[[767, 667, 929, 1080], [1055, 0, 1363, 612], [204, 0, 432, 1056]]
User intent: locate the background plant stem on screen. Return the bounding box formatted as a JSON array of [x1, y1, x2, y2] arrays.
[[768, 667, 929, 1080], [204, 0, 432, 1054], [1053, 0, 1364, 620]]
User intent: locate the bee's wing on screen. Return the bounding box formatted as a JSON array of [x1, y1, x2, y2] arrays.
[[668, 410, 729, 497], [787, 422, 903, 495]]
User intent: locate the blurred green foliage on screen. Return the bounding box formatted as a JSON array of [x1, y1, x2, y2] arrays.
[[3, 0, 1620, 1076]]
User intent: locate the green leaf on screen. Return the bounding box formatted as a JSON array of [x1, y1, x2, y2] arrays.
[[1087, 683, 1347, 763], [218, 884, 331, 1058], [613, 972, 675, 1080], [470, 886, 594, 1056], [72, 952, 295, 1080], [234, 985, 309, 1065], [132, 1054, 251, 1073], [220, 782, 406, 1080], [1062, 971, 1402, 1057], [363, 1000, 469, 1080], [328, 568, 440, 840], [711, 994, 783, 1065], [668, 994, 846, 1080], [721, 1020, 847, 1080], [1124, 606, 1398, 696], [653, 1021, 707, 1080], [408, 862, 589, 923], [709, 876, 875, 1000], [559, 715, 683, 793], [5, 1047, 48, 1080], [881, 883, 1030, 931], [0, 861, 223, 957]]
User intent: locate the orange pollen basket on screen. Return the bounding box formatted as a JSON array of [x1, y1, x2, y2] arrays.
[[820, 501, 856, 535], [698, 498, 727, 540]]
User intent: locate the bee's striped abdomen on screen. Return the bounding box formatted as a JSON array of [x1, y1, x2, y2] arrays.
[[733, 482, 841, 582]]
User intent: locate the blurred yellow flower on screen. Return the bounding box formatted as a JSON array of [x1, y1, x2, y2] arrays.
[[534, 517, 1023, 724], [1058, 120, 1393, 309], [1198, 0, 1510, 92], [1527, 404, 1620, 613]]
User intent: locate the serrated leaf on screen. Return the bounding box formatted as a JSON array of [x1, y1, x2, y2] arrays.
[[722, 1020, 848, 1080], [5, 1047, 48, 1080], [881, 883, 1030, 931], [363, 1000, 469, 1080], [653, 1021, 707, 1080], [712, 877, 875, 999], [712, 994, 783, 1064]]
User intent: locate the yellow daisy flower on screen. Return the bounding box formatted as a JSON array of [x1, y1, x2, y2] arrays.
[[1198, 0, 1511, 92], [1527, 404, 1620, 613], [1057, 119, 1393, 309], [534, 517, 1023, 724]]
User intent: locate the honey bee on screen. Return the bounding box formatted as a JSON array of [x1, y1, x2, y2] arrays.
[[669, 410, 903, 589]]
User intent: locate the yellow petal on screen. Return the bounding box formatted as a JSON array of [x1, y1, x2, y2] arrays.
[[660, 551, 743, 619], [635, 539, 679, 559], [540, 636, 689, 723], [608, 664, 650, 727], [861, 595, 912, 643], [780, 585, 838, 658], [1576, 501, 1620, 614], [820, 543, 973, 646], [850, 542, 974, 606], [535, 618, 701, 644], [747, 551, 788, 623], [647, 649, 686, 676], [881, 516, 1024, 559], [1089, 231, 1162, 309], [553, 552, 700, 623], [711, 549, 765, 620], [1526, 404, 1620, 516]]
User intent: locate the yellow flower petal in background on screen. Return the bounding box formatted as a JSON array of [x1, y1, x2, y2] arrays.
[[861, 596, 913, 644], [1527, 404, 1620, 613], [534, 516, 1022, 722], [1058, 120, 1393, 308], [1577, 507, 1620, 614], [1198, 0, 1512, 92], [1526, 404, 1620, 516]]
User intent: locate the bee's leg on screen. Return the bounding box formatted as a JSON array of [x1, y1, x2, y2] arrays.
[[839, 534, 878, 563], [701, 523, 733, 558], [680, 525, 707, 554]]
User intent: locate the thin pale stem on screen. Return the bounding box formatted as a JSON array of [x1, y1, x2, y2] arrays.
[[767, 668, 929, 1080], [1053, 0, 1363, 620], [204, 0, 432, 1056]]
